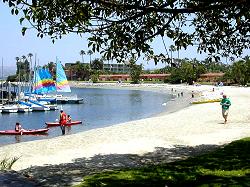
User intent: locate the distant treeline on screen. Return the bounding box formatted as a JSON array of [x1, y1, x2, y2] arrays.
[[6, 56, 250, 86]]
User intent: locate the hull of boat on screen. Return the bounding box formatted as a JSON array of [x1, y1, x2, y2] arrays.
[[17, 106, 33, 113], [45, 120, 82, 127], [56, 98, 84, 104], [191, 99, 221, 104], [31, 105, 50, 111], [0, 128, 49, 135], [1, 105, 18, 113]]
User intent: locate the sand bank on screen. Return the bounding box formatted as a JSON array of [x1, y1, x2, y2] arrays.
[[0, 84, 249, 171]]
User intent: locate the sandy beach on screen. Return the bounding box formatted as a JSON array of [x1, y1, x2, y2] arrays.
[[0, 84, 250, 173]]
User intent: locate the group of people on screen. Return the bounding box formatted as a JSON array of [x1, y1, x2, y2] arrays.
[[15, 110, 72, 136], [59, 109, 72, 135], [14, 93, 231, 138]]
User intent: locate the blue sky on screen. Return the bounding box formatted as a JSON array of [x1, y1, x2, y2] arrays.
[[0, 3, 243, 72]]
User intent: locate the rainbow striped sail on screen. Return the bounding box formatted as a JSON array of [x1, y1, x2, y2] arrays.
[[56, 59, 71, 92], [33, 68, 56, 94]]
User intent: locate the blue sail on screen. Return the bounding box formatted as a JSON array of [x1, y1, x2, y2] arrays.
[[39, 68, 56, 93], [56, 59, 71, 92], [32, 69, 47, 94], [33, 68, 56, 94]]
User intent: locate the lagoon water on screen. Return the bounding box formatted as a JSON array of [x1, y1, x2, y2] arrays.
[[0, 87, 172, 146]]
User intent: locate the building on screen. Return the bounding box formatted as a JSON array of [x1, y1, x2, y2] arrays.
[[103, 63, 130, 73]]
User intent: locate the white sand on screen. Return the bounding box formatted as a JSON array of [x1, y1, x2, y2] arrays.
[[0, 84, 250, 171]]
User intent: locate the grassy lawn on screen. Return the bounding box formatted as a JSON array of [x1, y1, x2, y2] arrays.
[[75, 138, 250, 187]]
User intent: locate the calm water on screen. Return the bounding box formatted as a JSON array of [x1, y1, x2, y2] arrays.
[[0, 87, 172, 146]]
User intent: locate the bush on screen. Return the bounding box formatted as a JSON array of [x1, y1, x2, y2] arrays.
[[0, 157, 19, 170]]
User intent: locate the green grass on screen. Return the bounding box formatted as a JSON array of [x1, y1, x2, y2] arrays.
[[75, 138, 250, 187]]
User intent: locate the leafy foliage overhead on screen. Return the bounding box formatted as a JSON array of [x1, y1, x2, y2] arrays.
[[3, 0, 250, 63]]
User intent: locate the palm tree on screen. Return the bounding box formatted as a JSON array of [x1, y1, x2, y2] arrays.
[[28, 53, 33, 69], [80, 50, 85, 63], [169, 45, 176, 66], [87, 50, 93, 69], [21, 55, 27, 81], [27, 53, 33, 92], [15, 57, 20, 82], [28, 53, 33, 74]]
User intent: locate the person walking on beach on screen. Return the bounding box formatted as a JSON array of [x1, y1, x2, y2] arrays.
[[220, 94, 231, 124], [59, 110, 67, 135]]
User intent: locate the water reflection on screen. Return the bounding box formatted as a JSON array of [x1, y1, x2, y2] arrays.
[[15, 135, 21, 143], [66, 126, 72, 135]]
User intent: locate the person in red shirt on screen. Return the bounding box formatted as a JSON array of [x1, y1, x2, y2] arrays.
[[59, 110, 67, 135]]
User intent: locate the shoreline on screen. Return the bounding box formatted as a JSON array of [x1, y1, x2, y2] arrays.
[[71, 82, 193, 116], [0, 84, 249, 172]]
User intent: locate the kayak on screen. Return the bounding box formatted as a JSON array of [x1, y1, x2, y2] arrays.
[[45, 120, 82, 127], [0, 128, 49, 135]]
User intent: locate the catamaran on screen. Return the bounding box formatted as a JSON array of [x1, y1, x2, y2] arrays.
[[20, 68, 56, 111], [37, 59, 83, 104]]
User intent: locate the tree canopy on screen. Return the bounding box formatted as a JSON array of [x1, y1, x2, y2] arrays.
[[3, 0, 250, 64]]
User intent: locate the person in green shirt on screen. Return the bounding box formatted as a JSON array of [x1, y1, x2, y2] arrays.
[[220, 94, 231, 124]]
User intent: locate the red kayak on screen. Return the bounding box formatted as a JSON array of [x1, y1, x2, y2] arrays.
[[45, 120, 82, 127], [0, 128, 49, 135]]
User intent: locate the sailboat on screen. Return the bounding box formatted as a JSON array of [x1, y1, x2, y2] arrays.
[[55, 60, 83, 104], [29, 68, 58, 110], [37, 59, 83, 104], [0, 59, 19, 113]]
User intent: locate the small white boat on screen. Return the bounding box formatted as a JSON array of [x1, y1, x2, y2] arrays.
[[38, 101, 58, 110], [31, 104, 50, 111], [1, 105, 18, 113], [37, 94, 84, 104]]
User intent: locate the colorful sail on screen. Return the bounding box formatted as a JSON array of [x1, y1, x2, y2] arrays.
[[40, 68, 56, 93], [33, 68, 56, 94], [56, 59, 71, 92]]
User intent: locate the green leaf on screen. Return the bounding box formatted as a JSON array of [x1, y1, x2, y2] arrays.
[[21, 27, 27, 36], [19, 18, 25, 25]]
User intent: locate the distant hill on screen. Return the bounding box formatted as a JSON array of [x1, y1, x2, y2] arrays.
[[0, 66, 16, 80]]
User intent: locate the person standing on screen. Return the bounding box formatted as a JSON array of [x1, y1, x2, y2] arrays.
[[220, 94, 231, 124], [59, 110, 67, 135], [67, 115, 72, 123], [15, 122, 23, 135]]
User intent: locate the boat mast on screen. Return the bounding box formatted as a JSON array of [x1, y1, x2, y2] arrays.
[[29, 55, 33, 97], [33, 54, 37, 96], [1, 58, 3, 105]]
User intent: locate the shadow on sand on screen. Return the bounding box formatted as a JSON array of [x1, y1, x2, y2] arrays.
[[19, 144, 220, 186]]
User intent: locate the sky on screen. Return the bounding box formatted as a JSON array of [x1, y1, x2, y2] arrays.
[[0, 2, 247, 74]]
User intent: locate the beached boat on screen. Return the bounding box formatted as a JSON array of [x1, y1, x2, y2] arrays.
[[0, 128, 49, 135], [45, 120, 82, 127], [191, 99, 221, 104]]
